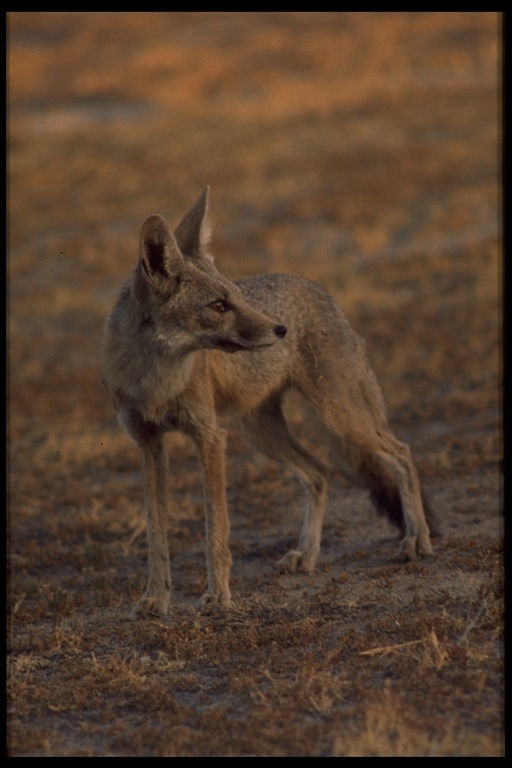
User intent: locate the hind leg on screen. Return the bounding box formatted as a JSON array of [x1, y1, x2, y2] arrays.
[[237, 399, 328, 573], [301, 385, 433, 559], [332, 421, 433, 560], [374, 433, 432, 559]]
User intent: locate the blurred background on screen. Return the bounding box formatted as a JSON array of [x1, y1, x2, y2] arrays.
[[9, 13, 499, 376], [8, 10, 500, 460]]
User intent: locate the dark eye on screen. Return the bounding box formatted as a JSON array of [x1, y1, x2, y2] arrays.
[[209, 299, 230, 313]]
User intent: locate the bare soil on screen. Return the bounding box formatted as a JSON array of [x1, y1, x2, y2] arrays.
[[7, 12, 503, 756]]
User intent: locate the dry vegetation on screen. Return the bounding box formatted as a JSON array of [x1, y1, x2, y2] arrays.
[[7, 12, 502, 756]]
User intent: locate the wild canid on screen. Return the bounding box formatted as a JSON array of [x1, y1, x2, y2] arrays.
[[99, 188, 439, 618]]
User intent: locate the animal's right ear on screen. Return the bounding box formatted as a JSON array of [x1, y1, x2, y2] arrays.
[[139, 214, 184, 293]]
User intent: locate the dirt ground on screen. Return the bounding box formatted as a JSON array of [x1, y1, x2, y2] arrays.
[[7, 12, 503, 756]]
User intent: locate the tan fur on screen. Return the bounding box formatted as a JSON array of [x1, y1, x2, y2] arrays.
[[99, 188, 436, 618]]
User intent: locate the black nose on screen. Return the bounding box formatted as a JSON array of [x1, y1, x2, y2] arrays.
[[274, 324, 287, 338]]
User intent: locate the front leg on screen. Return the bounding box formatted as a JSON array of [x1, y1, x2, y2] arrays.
[[196, 426, 233, 611], [122, 411, 171, 618], [134, 432, 172, 617]]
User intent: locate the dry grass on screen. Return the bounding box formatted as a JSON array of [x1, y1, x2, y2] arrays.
[[8, 12, 502, 756]]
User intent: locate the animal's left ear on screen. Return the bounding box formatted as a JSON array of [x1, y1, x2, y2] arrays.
[[174, 186, 213, 261]]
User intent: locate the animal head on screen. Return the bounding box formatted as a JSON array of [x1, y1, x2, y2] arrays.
[[131, 188, 286, 354]]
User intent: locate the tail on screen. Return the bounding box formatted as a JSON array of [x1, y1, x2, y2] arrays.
[[368, 472, 441, 537]]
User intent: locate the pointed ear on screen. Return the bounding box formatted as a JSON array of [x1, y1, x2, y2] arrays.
[[174, 186, 213, 261], [139, 214, 184, 292]]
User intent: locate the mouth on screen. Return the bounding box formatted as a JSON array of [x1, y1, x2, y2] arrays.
[[213, 338, 276, 353]]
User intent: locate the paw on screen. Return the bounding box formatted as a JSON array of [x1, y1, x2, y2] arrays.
[[278, 549, 316, 574], [131, 594, 170, 620], [198, 590, 233, 613], [418, 530, 433, 556], [400, 532, 433, 562]]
